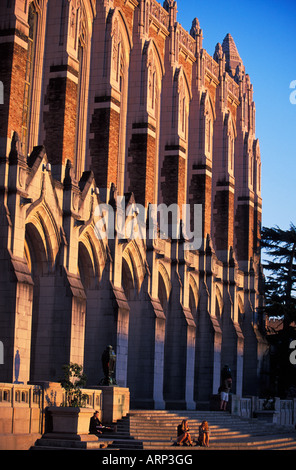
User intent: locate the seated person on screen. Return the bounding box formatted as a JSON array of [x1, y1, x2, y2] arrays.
[[175, 419, 193, 446], [197, 420, 210, 447], [89, 411, 114, 436]]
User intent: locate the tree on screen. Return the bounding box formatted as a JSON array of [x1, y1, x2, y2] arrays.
[[261, 223, 296, 329], [261, 223, 296, 397]]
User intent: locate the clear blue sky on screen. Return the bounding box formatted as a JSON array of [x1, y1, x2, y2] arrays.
[[175, 0, 296, 231]]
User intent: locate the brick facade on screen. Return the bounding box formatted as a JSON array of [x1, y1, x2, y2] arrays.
[[0, 0, 267, 409]]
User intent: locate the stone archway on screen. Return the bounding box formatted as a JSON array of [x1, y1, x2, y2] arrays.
[[25, 220, 52, 381], [122, 256, 136, 301]]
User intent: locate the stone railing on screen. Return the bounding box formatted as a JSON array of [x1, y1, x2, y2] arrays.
[[177, 23, 196, 57], [203, 50, 219, 80], [0, 383, 43, 435], [231, 394, 296, 427], [0, 381, 129, 440], [150, 0, 169, 30], [225, 74, 240, 101]]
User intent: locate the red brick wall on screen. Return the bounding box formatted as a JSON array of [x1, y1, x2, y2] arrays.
[[0, 39, 27, 143], [127, 126, 156, 207], [189, 167, 212, 237], [213, 186, 234, 251], [89, 99, 120, 188], [114, 0, 134, 33], [161, 151, 186, 215], [234, 202, 254, 260], [254, 202, 262, 256], [43, 75, 78, 165]]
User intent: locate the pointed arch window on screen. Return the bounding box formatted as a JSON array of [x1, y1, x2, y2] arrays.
[[205, 111, 213, 158], [250, 152, 254, 187], [229, 133, 234, 172], [74, 7, 90, 180], [225, 114, 235, 174], [178, 75, 188, 139], [147, 49, 158, 116], [22, 2, 37, 154]]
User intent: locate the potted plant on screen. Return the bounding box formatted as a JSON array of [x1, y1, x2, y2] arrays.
[[60, 362, 88, 407], [46, 363, 94, 438]]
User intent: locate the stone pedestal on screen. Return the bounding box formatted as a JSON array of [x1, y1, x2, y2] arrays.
[[46, 406, 95, 438], [94, 386, 130, 424]]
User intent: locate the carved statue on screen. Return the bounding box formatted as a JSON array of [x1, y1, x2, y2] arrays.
[[100, 345, 117, 386]]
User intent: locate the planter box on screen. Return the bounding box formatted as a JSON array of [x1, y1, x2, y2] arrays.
[[46, 406, 95, 439]]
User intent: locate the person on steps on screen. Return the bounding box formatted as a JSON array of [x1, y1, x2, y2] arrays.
[[174, 419, 193, 446], [89, 411, 114, 436], [197, 420, 210, 447]]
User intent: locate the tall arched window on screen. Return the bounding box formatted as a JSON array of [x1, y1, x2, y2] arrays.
[[74, 5, 90, 180], [22, 2, 37, 154], [110, 14, 129, 194], [250, 152, 254, 187], [178, 76, 187, 138], [205, 111, 213, 158], [175, 71, 189, 141], [147, 50, 157, 115], [224, 113, 235, 174], [229, 132, 234, 172], [111, 18, 123, 91]]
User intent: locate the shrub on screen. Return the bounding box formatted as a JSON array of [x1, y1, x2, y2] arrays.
[[60, 363, 88, 407]]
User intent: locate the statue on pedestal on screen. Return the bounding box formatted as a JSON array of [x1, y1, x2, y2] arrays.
[[100, 345, 117, 386]]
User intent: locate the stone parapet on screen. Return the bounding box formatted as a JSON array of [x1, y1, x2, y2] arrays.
[[92, 386, 130, 424]]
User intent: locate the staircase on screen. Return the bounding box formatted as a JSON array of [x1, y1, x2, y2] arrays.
[[108, 410, 296, 450], [31, 409, 296, 450]]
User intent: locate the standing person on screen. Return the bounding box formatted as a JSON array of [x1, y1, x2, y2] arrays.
[[219, 376, 232, 411], [175, 419, 193, 446], [219, 365, 232, 411], [197, 421, 210, 447]]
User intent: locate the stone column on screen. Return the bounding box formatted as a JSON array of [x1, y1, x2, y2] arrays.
[[195, 241, 222, 404], [127, 294, 166, 409], [0, 135, 34, 384], [195, 280, 222, 404], [220, 254, 244, 397]]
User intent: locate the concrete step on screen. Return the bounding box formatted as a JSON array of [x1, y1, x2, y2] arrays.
[[29, 409, 296, 451], [31, 434, 112, 450], [31, 437, 112, 450], [114, 410, 296, 451]]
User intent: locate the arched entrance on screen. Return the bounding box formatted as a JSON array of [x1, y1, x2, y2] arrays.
[[25, 220, 52, 381]]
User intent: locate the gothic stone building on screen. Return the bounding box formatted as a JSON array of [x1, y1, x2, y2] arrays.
[[0, 0, 266, 409]]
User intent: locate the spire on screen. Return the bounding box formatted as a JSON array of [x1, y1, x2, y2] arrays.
[[222, 33, 243, 76]]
